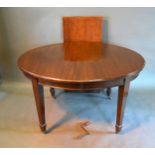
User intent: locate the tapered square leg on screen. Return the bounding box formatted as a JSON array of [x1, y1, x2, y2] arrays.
[[115, 78, 130, 133], [32, 78, 46, 132]]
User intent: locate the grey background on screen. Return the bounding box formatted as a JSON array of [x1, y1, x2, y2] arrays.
[[0, 7, 155, 83]]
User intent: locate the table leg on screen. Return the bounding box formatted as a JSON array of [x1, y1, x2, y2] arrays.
[[106, 88, 111, 99], [50, 88, 56, 98], [32, 78, 46, 132], [115, 78, 130, 133]]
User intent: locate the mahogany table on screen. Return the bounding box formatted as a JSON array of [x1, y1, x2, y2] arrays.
[[18, 42, 145, 133]]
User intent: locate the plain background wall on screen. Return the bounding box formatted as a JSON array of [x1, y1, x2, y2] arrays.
[[0, 7, 155, 85]]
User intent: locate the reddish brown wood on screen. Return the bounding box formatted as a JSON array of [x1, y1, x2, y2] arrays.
[[63, 16, 103, 42], [18, 42, 145, 133], [116, 77, 130, 133], [39, 77, 124, 90], [63, 16, 107, 94], [18, 42, 145, 83], [32, 78, 46, 132]]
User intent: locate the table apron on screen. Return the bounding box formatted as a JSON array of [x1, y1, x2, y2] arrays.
[[23, 71, 139, 90], [39, 78, 124, 90]]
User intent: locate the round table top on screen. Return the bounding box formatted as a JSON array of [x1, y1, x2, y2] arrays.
[[18, 42, 145, 83]]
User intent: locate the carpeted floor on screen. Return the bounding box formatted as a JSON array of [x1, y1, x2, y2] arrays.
[[0, 78, 155, 147]]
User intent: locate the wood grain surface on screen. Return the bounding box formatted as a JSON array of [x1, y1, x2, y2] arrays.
[[18, 42, 145, 83], [63, 16, 103, 42]]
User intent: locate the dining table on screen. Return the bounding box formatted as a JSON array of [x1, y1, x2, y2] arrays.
[[18, 41, 145, 133]]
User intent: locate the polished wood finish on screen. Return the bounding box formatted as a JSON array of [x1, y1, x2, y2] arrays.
[[63, 16, 103, 42], [63, 16, 108, 95], [18, 42, 145, 133], [116, 77, 130, 133], [18, 42, 145, 83], [32, 78, 46, 132]]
